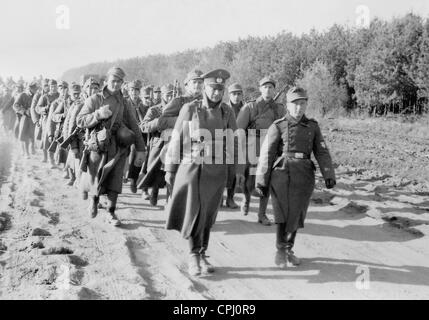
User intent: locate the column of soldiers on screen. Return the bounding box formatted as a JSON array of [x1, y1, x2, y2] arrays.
[[0, 65, 336, 277]]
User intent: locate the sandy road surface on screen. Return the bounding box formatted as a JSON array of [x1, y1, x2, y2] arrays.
[[1, 136, 429, 299]]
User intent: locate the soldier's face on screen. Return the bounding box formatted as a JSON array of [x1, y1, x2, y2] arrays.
[[87, 85, 99, 96], [43, 84, 49, 93], [259, 83, 275, 100], [130, 88, 140, 100], [186, 79, 204, 96], [287, 99, 307, 120], [162, 92, 173, 103], [153, 91, 161, 100], [50, 85, 58, 94], [107, 75, 123, 93], [229, 91, 243, 105], [59, 86, 68, 96], [71, 92, 81, 101], [143, 96, 152, 106], [205, 85, 224, 103]]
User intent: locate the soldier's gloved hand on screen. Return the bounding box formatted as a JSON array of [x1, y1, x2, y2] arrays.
[[325, 178, 336, 189], [255, 185, 268, 198], [95, 105, 112, 120], [48, 136, 54, 143], [236, 173, 245, 190], [165, 172, 176, 189], [134, 151, 146, 167]]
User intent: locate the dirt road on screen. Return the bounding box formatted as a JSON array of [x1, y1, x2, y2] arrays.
[[1, 134, 429, 299]]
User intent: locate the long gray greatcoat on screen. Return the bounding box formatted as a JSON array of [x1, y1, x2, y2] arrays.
[[255, 114, 336, 232], [35, 92, 60, 150], [13, 91, 35, 142], [164, 95, 237, 239], [76, 86, 145, 196]]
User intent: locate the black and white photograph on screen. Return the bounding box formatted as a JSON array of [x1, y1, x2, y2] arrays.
[[1, 0, 429, 303]]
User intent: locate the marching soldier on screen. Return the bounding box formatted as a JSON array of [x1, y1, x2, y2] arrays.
[[138, 85, 154, 199], [13, 81, 39, 158], [77, 67, 146, 227], [1, 86, 15, 133], [59, 83, 85, 186], [140, 69, 204, 201], [31, 79, 50, 150], [49, 81, 70, 169], [11, 82, 25, 139], [223, 83, 244, 209], [125, 79, 148, 193], [255, 87, 336, 268], [81, 77, 100, 100], [236, 76, 285, 225], [139, 83, 174, 206], [152, 86, 161, 105], [36, 79, 59, 165], [164, 69, 237, 277]]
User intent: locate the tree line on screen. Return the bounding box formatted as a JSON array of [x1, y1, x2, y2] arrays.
[[37, 13, 429, 117]]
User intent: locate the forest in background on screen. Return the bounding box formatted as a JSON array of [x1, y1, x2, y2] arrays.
[[3, 13, 429, 118]]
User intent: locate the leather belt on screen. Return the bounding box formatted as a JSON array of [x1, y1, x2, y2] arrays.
[[284, 152, 310, 159]]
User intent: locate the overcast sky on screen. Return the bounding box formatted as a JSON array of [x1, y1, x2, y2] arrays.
[[0, 0, 428, 80]]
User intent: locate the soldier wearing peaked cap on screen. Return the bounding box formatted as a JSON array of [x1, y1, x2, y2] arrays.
[[137, 83, 174, 206], [54, 82, 84, 186], [124, 79, 148, 194], [30, 79, 50, 147], [255, 86, 336, 268], [12, 80, 39, 158], [49, 80, 70, 169], [152, 86, 161, 105], [36, 79, 59, 164], [223, 82, 244, 209], [236, 75, 285, 226], [164, 69, 238, 277], [76, 66, 146, 227], [82, 77, 100, 100], [140, 69, 205, 202]]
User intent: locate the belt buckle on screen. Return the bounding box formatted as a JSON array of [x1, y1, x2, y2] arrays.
[[295, 153, 304, 159]]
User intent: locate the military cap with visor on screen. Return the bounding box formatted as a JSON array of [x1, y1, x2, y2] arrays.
[[128, 80, 142, 90], [161, 84, 174, 94], [287, 86, 308, 102], [259, 76, 276, 88], [228, 83, 243, 93], [107, 66, 126, 80], [153, 86, 161, 92], [142, 86, 152, 97], [49, 79, 57, 86], [58, 80, 68, 88], [29, 81, 39, 89], [70, 83, 81, 94], [201, 69, 231, 89], [184, 69, 204, 85]]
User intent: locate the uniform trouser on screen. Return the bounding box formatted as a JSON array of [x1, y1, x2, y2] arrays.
[[227, 176, 236, 199], [92, 191, 118, 214], [276, 223, 297, 251], [244, 164, 269, 216], [188, 211, 211, 256]]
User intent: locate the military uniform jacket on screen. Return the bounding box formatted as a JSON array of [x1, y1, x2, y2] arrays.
[[50, 96, 72, 138], [255, 114, 335, 231], [127, 97, 149, 125], [236, 96, 285, 173], [76, 86, 145, 195], [164, 95, 238, 239]]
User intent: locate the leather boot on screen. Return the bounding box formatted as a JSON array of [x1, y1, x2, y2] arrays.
[[226, 188, 239, 209], [188, 255, 201, 276], [150, 188, 158, 206], [88, 196, 99, 218], [200, 254, 215, 274], [275, 250, 287, 268]]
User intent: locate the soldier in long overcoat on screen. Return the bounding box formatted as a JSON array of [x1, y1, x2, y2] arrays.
[[164, 69, 237, 277], [255, 87, 336, 268], [124, 80, 148, 193], [139, 84, 174, 206], [35, 79, 59, 164], [30, 79, 50, 148], [12, 81, 38, 158], [223, 83, 244, 209], [76, 67, 146, 226], [236, 77, 285, 225]]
